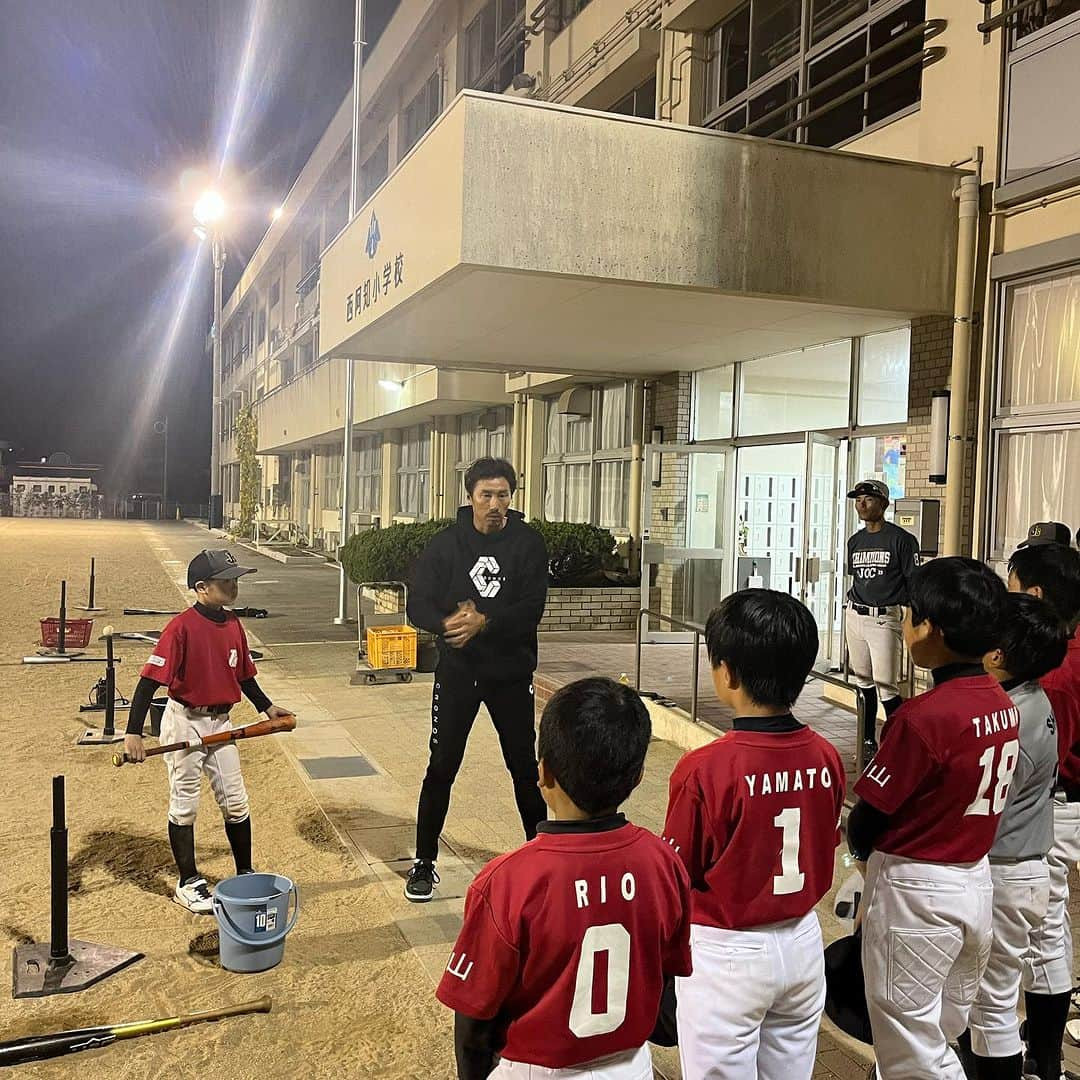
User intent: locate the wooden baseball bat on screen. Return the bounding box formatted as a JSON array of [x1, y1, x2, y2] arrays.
[[0, 996, 271, 1067], [112, 713, 296, 767]]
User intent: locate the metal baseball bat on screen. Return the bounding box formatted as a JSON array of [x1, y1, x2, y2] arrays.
[[0, 996, 271, 1067], [112, 713, 296, 767]]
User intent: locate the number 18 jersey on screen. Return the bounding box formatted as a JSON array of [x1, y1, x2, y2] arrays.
[[662, 719, 847, 930], [435, 817, 692, 1070]]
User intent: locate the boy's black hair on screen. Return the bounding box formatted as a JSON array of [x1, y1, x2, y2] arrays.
[[996, 592, 1069, 683], [1008, 544, 1080, 631], [704, 590, 818, 710], [464, 457, 517, 496], [538, 677, 651, 816], [907, 556, 1007, 658]]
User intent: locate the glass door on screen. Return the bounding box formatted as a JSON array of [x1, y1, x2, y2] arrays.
[[800, 432, 842, 668], [640, 443, 735, 642]]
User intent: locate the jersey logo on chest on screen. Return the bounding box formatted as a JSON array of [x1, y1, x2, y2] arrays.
[[469, 556, 503, 598], [228, 648, 238, 668]]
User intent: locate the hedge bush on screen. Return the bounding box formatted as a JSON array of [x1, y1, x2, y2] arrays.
[[341, 517, 621, 587]]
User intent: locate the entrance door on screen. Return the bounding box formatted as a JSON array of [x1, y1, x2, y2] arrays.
[[799, 432, 842, 668], [640, 443, 734, 643]]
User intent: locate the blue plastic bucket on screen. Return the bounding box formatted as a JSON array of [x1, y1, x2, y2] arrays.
[[211, 873, 300, 973]]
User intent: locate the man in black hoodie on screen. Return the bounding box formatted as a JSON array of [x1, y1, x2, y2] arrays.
[[404, 457, 549, 901]]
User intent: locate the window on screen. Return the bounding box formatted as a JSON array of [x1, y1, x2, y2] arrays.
[[301, 227, 321, 277], [360, 139, 389, 203], [608, 75, 658, 119], [256, 302, 266, 345], [693, 366, 735, 440], [542, 384, 633, 530], [464, 0, 525, 92], [456, 408, 513, 498], [322, 449, 342, 511], [326, 189, 348, 242], [402, 74, 441, 155], [1015, 0, 1080, 40], [33, 485, 42, 493], [398, 424, 431, 518], [353, 435, 383, 514], [706, 0, 926, 144], [739, 341, 852, 435], [59, 486, 66, 493], [558, 0, 593, 29], [269, 280, 281, 310], [858, 327, 911, 425]]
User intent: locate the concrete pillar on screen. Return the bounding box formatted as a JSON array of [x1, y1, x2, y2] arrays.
[[381, 429, 400, 524], [524, 396, 545, 520]]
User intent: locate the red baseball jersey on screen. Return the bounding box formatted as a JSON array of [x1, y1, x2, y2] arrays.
[[140, 607, 257, 705], [1044, 629, 1080, 784], [435, 819, 691, 1070], [854, 671, 1020, 862], [662, 721, 846, 931]]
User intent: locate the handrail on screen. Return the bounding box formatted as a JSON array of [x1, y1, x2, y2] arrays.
[[635, 606, 876, 773]]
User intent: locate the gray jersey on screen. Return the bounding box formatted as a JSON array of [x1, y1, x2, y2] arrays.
[[991, 680, 1058, 860]]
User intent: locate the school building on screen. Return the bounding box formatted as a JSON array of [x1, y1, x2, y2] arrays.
[[210, 0, 1079, 660]]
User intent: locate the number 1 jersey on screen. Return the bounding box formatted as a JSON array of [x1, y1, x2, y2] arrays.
[[435, 817, 692, 1070], [662, 719, 847, 930]]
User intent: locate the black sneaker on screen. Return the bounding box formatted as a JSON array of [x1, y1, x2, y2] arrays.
[[404, 860, 439, 903]]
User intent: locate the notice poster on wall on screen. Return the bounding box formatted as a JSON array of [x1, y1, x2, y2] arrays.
[[695, 493, 709, 513], [883, 435, 904, 500]]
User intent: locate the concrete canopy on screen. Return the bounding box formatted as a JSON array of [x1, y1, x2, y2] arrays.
[[320, 91, 964, 376]]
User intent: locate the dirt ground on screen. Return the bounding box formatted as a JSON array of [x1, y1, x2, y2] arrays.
[[0, 519, 453, 1078]]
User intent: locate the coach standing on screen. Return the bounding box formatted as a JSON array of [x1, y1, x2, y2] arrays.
[[845, 478, 919, 725], [403, 457, 549, 903]]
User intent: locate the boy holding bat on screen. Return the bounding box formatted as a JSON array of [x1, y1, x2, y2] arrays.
[[123, 549, 293, 914]]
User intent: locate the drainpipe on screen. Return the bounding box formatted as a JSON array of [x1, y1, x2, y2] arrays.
[[943, 157, 981, 556], [628, 379, 645, 569], [513, 392, 526, 512]]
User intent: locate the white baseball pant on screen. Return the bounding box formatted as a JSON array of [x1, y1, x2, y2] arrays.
[[862, 851, 993, 1080], [845, 607, 902, 701], [952, 858, 1050, 1057], [1024, 796, 1080, 995], [490, 1045, 652, 1079], [161, 698, 249, 826], [676, 911, 825, 1079]]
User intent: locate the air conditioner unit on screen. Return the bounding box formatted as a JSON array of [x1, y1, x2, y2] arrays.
[[557, 386, 592, 417]]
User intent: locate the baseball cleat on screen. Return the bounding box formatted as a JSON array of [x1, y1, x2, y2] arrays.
[[404, 860, 439, 903], [173, 876, 214, 914]]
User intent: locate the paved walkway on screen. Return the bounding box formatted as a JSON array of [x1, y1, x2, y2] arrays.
[[138, 522, 882, 1077]]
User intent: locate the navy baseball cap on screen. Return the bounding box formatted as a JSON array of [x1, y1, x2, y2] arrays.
[[1018, 521, 1072, 548], [846, 479, 890, 502], [187, 549, 256, 588]]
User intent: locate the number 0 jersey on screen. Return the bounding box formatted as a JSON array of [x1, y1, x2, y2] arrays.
[[435, 816, 692, 1070], [662, 717, 846, 931], [853, 666, 1020, 862]]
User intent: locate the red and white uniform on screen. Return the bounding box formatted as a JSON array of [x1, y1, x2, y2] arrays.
[[1028, 630, 1080, 996], [854, 668, 1018, 1079], [663, 717, 846, 1080], [141, 607, 257, 827], [436, 817, 691, 1078]]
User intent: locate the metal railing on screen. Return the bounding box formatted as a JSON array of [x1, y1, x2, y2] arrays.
[[635, 606, 877, 773]]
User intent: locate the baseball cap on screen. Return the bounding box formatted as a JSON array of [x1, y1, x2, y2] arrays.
[[824, 934, 873, 1044], [846, 479, 890, 502], [1018, 521, 1072, 548], [187, 549, 256, 588]]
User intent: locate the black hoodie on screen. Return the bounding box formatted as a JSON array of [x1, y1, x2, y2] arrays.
[[406, 506, 549, 682]]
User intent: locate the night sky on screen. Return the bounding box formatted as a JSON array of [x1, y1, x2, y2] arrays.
[[0, 1, 393, 501]]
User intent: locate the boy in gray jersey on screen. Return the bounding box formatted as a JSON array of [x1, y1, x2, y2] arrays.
[[951, 593, 1068, 1080]]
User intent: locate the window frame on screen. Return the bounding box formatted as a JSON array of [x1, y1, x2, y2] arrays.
[[463, 0, 526, 92], [396, 423, 432, 520], [402, 73, 442, 155]]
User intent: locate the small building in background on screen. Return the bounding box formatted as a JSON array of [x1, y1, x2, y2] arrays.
[[10, 453, 102, 518]]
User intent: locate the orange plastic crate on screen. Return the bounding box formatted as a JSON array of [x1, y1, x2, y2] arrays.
[[40, 618, 94, 649], [366, 625, 417, 670]]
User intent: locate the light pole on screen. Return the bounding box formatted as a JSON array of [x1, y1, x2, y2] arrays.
[[153, 417, 169, 509], [335, 0, 364, 625], [194, 189, 227, 530]]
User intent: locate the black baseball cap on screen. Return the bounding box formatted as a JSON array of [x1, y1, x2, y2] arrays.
[[824, 934, 873, 1045], [846, 479, 890, 502], [187, 549, 256, 589], [1018, 521, 1072, 548]]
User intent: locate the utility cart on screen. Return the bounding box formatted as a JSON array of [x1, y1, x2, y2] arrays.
[[354, 581, 415, 686]]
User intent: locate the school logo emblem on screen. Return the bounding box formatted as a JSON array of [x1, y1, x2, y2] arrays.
[[365, 212, 381, 259], [223, 550, 237, 565], [469, 556, 502, 598], [228, 648, 238, 668]]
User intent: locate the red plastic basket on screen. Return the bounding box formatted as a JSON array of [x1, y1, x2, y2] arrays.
[[40, 618, 94, 649]]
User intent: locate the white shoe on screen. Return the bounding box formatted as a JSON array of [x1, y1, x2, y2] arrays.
[[173, 876, 213, 914]]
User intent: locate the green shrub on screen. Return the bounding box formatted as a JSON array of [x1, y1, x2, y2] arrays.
[[340, 517, 621, 588], [341, 519, 453, 584]]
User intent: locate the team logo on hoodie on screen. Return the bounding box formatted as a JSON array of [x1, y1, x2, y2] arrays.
[[469, 556, 502, 598]]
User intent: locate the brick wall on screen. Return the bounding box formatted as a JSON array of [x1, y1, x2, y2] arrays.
[[648, 373, 693, 625], [904, 316, 979, 555], [539, 586, 660, 633]]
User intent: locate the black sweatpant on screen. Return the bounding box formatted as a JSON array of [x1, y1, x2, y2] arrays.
[[415, 666, 547, 861]]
